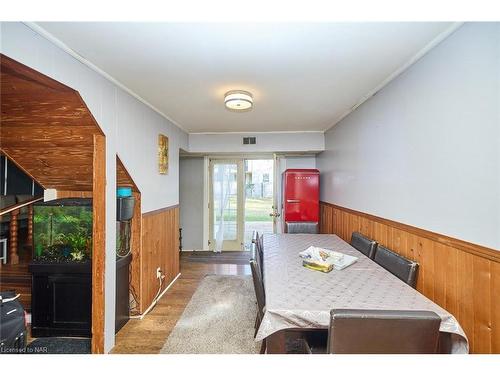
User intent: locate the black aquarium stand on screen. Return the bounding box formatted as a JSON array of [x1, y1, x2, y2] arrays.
[[29, 262, 92, 338]]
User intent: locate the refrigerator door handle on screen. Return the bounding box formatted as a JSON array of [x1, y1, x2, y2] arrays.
[[286, 199, 300, 203]]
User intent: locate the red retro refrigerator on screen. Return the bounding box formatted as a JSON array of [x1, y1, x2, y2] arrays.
[[281, 169, 320, 233]]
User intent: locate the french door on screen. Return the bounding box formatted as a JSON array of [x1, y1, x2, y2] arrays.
[[209, 159, 244, 251]]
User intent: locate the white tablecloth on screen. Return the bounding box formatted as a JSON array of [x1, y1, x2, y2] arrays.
[[255, 234, 469, 354]]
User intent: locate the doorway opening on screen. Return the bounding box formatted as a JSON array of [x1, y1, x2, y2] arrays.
[[208, 158, 276, 252], [243, 159, 274, 248]]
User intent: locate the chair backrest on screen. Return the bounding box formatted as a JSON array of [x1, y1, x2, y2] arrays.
[[286, 222, 318, 234], [250, 259, 266, 318], [328, 309, 441, 354], [350, 232, 377, 259], [374, 245, 419, 288], [257, 234, 264, 253], [252, 232, 260, 261], [256, 234, 264, 273]]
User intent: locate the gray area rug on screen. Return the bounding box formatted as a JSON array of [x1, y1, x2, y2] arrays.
[[160, 275, 261, 354]]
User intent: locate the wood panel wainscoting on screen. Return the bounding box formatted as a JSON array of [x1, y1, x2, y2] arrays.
[[139, 205, 180, 312], [319, 201, 500, 354]]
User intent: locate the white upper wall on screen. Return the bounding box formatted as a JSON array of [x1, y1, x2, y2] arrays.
[[317, 23, 500, 250], [188, 132, 324, 154]]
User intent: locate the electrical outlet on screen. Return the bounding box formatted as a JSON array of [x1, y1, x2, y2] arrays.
[[156, 267, 162, 279]]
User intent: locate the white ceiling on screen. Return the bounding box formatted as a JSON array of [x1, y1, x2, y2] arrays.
[[37, 22, 455, 133]]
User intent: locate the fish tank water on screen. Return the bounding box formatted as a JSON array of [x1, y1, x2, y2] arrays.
[[33, 198, 93, 263]]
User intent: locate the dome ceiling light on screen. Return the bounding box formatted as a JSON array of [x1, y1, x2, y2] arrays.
[[224, 90, 253, 111]]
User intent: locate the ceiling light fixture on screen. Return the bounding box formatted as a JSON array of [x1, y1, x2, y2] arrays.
[[224, 90, 253, 111]]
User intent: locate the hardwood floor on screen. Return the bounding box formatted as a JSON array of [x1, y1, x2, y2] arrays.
[[182, 250, 252, 264], [111, 251, 251, 354]]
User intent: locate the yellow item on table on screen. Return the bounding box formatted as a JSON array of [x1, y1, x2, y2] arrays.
[[302, 259, 333, 273]]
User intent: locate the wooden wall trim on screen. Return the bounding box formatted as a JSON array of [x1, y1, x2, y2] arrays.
[[319, 201, 500, 353], [320, 201, 500, 262], [91, 134, 106, 354], [142, 204, 180, 218]]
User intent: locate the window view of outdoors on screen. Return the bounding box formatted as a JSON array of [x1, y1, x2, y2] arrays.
[[244, 159, 273, 248]]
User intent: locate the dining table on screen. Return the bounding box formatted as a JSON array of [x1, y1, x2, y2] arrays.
[[255, 234, 469, 354]]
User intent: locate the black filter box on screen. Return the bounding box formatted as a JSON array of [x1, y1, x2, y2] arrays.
[[117, 196, 135, 221]]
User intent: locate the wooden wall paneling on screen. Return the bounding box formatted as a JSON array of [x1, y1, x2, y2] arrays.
[[91, 134, 106, 354], [1, 54, 104, 192], [390, 228, 408, 259], [341, 211, 349, 241], [457, 250, 475, 351], [174, 207, 180, 273], [421, 238, 435, 301], [444, 246, 458, 317], [332, 207, 339, 237], [408, 234, 424, 292], [141, 213, 154, 312], [374, 221, 389, 247], [319, 201, 500, 353], [472, 256, 492, 354], [319, 205, 325, 233], [350, 213, 359, 238], [360, 215, 372, 239], [140, 206, 180, 311], [491, 261, 500, 353], [433, 243, 447, 308], [319, 204, 332, 234]]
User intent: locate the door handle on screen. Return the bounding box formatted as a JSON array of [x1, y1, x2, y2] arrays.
[[286, 199, 300, 203], [270, 206, 281, 218]]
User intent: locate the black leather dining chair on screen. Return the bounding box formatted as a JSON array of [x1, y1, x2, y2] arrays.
[[250, 259, 266, 354], [256, 233, 264, 274], [303, 309, 441, 354], [374, 245, 419, 288], [350, 231, 377, 259]]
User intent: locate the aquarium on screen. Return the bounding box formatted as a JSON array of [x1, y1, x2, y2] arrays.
[[33, 198, 93, 263]]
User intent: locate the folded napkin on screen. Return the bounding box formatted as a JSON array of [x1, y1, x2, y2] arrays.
[[299, 246, 358, 271]]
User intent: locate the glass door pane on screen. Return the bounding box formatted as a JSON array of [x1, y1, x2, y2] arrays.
[[244, 159, 274, 249], [209, 160, 244, 251]]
